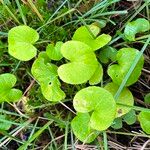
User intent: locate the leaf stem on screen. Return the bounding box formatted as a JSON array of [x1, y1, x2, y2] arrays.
[[117, 103, 150, 113], [103, 131, 108, 150]]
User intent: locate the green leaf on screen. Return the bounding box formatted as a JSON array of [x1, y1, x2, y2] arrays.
[[71, 113, 99, 143], [107, 48, 144, 86], [124, 18, 150, 41], [111, 117, 122, 129], [123, 110, 136, 125], [8, 25, 39, 61], [72, 25, 111, 51], [99, 46, 117, 63], [31, 53, 57, 84], [46, 41, 63, 60], [31, 53, 65, 101], [41, 79, 66, 102], [0, 73, 22, 103], [144, 93, 150, 104], [138, 111, 150, 134], [0, 115, 12, 130], [104, 82, 134, 117], [58, 41, 98, 84], [73, 86, 116, 131], [89, 63, 103, 85]]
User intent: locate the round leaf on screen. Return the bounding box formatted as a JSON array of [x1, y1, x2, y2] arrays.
[[72, 25, 111, 51], [73, 86, 116, 131], [104, 82, 134, 117], [138, 111, 150, 134], [107, 48, 144, 86], [71, 113, 99, 143], [46, 42, 63, 60], [58, 41, 98, 84], [8, 25, 39, 61]]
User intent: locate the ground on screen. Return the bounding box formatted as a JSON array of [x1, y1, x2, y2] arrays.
[[0, 0, 150, 150]]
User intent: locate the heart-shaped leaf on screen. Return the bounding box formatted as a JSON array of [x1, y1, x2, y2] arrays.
[[72, 25, 111, 51], [89, 63, 103, 85], [99, 46, 117, 63], [58, 41, 98, 84], [71, 113, 99, 143], [138, 111, 150, 134], [107, 48, 144, 86], [8, 25, 39, 61], [46, 41, 63, 60], [31, 52, 65, 101], [104, 82, 134, 117], [124, 18, 150, 41], [0, 73, 22, 103], [73, 86, 116, 131]]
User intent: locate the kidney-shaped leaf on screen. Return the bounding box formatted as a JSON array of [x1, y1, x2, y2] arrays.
[[107, 48, 144, 86], [104, 82, 134, 117], [138, 111, 150, 134], [72, 25, 111, 51], [58, 41, 98, 84], [8, 25, 39, 61], [46, 41, 63, 60], [31, 53, 65, 101], [71, 113, 99, 143], [0, 73, 22, 103], [124, 18, 150, 41], [73, 86, 116, 131]]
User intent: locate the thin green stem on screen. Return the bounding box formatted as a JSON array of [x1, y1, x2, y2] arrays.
[[117, 103, 150, 112], [103, 131, 108, 150]]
